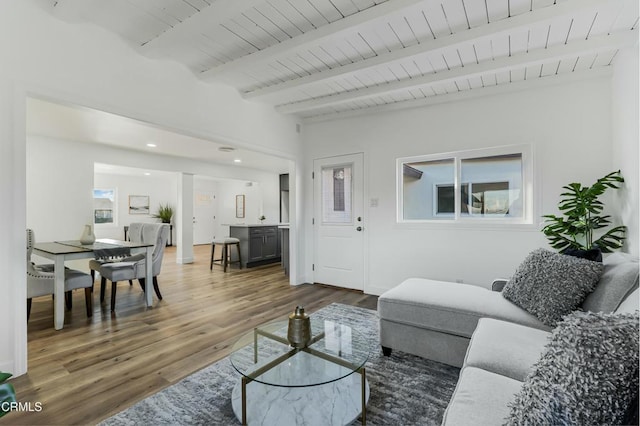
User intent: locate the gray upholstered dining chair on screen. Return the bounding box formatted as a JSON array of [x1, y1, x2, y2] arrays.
[[26, 229, 94, 321], [89, 222, 145, 287], [93, 223, 169, 312]]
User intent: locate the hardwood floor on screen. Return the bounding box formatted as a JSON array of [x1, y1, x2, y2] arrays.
[[5, 245, 378, 425]]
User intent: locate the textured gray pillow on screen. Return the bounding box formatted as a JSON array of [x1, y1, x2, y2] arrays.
[[503, 248, 604, 326], [505, 310, 639, 426]]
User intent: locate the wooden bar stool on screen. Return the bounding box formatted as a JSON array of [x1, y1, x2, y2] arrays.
[[210, 237, 242, 272]]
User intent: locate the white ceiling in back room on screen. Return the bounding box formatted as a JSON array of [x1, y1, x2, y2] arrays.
[[38, 0, 639, 122], [94, 163, 175, 178], [26, 97, 291, 174]]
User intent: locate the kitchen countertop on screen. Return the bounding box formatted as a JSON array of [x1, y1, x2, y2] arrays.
[[222, 223, 285, 227]]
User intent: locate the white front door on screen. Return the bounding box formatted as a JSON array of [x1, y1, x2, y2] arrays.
[[313, 153, 365, 290]]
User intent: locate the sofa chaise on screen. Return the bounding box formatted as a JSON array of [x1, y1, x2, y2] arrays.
[[378, 251, 639, 425]]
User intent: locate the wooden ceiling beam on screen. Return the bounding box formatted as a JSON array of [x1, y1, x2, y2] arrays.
[[139, 0, 264, 52], [198, 0, 427, 80], [49, 0, 97, 22], [245, 0, 624, 101], [275, 29, 637, 114], [301, 67, 613, 123]]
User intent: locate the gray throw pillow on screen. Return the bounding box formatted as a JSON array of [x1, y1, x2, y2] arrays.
[[502, 248, 604, 326], [505, 310, 639, 426]]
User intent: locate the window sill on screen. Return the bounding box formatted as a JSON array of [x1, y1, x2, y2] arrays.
[[394, 220, 541, 232]]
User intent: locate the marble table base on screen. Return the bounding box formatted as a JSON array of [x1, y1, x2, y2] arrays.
[[231, 372, 370, 425]]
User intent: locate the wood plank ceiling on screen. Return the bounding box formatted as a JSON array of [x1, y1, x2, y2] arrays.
[[43, 0, 638, 122]]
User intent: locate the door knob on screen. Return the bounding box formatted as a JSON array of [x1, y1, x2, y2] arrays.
[[356, 226, 363, 231]]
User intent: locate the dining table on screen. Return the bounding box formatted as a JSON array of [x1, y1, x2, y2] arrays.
[[32, 238, 154, 330]]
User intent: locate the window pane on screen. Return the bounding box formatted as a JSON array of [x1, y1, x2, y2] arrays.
[[460, 154, 523, 218], [322, 165, 352, 223], [94, 209, 113, 224], [436, 185, 454, 214], [402, 159, 454, 220], [94, 189, 115, 225]]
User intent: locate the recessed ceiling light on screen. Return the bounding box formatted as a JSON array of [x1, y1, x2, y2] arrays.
[[144, 172, 151, 176], [146, 143, 157, 147], [219, 146, 235, 152], [234, 159, 242, 163]]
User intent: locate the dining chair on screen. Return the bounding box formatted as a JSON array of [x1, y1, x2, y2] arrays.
[[96, 223, 169, 312], [26, 229, 94, 321], [89, 222, 145, 286], [89, 220, 137, 291]]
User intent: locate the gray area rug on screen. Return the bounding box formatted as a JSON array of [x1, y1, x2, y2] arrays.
[[100, 303, 460, 425]]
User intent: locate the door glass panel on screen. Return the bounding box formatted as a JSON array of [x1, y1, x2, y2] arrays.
[[322, 165, 352, 224]]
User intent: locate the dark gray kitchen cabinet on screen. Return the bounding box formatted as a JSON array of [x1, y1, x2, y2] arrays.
[[230, 225, 281, 268]]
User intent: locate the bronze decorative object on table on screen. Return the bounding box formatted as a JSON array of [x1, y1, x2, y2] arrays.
[[287, 306, 311, 348]]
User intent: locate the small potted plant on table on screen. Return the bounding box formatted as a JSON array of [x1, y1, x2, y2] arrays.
[[152, 203, 174, 224]]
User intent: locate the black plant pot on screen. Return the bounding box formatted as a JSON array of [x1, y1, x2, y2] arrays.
[[561, 247, 603, 262]]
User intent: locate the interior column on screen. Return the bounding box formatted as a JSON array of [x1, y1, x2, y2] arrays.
[[176, 172, 194, 264]]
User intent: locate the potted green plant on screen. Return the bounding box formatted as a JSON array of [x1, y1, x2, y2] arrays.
[[259, 215, 266, 224], [0, 371, 16, 418], [542, 170, 626, 255], [152, 203, 174, 224]]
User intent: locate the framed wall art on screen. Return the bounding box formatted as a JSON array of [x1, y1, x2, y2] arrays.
[[235, 194, 245, 218], [129, 195, 150, 214]]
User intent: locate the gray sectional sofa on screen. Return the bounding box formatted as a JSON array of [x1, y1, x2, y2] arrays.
[[378, 251, 639, 425]]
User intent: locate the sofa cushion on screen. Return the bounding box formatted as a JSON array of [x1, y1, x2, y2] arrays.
[[615, 288, 639, 314], [582, 252, 639, 313], [463, 318, 550, 382], [502, 248, 603, 326], [442, 367, 522, 426], [506, 310, 639, 426], [378, 278, 549, 339]]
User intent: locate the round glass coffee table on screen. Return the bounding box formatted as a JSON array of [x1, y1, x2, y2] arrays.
[[229, 318, 371, 425]]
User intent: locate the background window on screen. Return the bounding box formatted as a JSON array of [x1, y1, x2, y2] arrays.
[[398, 147, 530, 223], [402, 159, 454, 220], [461, 154, 522, 218], [94, 188, 116, 225]]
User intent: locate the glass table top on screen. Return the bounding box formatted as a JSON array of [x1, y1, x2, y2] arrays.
[[229, 318, 371, 388]]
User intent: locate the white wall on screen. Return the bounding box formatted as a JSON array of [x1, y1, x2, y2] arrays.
[[28, 136, 282, 244], [1, 0, 300, 375], [94, 172, 178, 240], [611, 46, 640, 257], [26, 137, 95, 244], [301, 76, 631, 296], [217, 177, 281, 229]]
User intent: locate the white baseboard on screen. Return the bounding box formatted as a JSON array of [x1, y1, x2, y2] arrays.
[[0, 359, 16, 375], [176, 257, 194, 264], [364, 284, 389, 297]]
